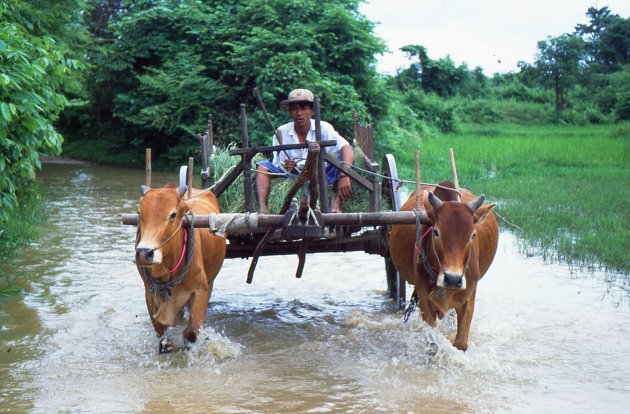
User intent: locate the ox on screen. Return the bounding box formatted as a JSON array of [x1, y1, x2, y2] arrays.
[[389, 182, 498, 351], [135, 184, 226, 353]]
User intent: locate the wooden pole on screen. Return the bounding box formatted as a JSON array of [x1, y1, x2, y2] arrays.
[[314, 96, 329, 213], [207, 113, 214, 156], [246, 143, 322, 284], [187, 157, 193, 199], [449, 147, 461, 201], [415, 149, 421, 210], [122, 210, 431, 229], [145, 148, 151, 187], [240, 104, 254, 212]]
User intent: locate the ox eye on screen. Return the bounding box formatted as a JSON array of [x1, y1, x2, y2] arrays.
[[432, 228, 440, 238], [168, 212, 177, 220], [471, 232, 477, 240]]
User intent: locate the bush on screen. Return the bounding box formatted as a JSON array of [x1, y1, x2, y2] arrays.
[[614, 91, 630, 121], [402, 89, 458, 133]]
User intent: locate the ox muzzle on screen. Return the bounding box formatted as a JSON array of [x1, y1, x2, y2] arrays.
[[135, 246, 163, 267], [437, 271, 466, 290]]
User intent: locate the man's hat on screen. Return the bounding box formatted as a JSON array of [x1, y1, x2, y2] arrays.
[[280, 88, 314, 109]]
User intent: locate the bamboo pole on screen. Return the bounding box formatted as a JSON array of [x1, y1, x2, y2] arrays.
[[187, 157, 193, 199], [122, 210, 430, 230], [145, 148, 151, 187], [415, 149, 421, 210], [449, 147, 461, 201]]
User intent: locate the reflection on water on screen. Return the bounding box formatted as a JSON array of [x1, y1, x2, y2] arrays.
[[1, 163, 629, 413]]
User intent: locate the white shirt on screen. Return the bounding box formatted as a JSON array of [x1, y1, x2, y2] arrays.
[[271, 119, 349, 168]]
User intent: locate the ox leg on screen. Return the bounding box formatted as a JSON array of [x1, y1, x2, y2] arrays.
[[144, 290, 173, 353], [183, 283, 213, 345], [144, 289, 166, 336], [453, 290, 477, 351], [153, 293, 190, 353], [417, 286, 438, 327]]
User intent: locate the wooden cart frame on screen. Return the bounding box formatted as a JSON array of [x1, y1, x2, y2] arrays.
[[123, 97, 432, 308]]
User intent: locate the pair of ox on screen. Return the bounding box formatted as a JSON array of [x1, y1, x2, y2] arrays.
[[389, 182, 498, 351], [133, 181, 497, 353], [135, 184, 226, 353]]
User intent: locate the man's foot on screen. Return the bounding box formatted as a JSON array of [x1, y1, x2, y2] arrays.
[[330, 197, 342, 213], [258, 207, 269, 214]]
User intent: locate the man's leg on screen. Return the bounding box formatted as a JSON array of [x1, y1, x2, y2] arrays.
[[256, 165, 272, 214]]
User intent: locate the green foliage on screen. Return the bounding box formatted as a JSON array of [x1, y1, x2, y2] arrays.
[[73, 0, 386, 167], [451, 95, 556, 126], [0, 3, 82, 221], [0, 180, 47, 296], [397, 44, 471, 97], [401, 89, 457, 133], [576, 7, 630, 72], [534, 33, 588, 119]]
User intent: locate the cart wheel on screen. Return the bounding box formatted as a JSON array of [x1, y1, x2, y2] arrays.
[[381, 154, 406, 309]]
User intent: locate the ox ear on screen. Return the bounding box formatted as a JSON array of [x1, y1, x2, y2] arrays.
[[140, 185, 150, 196], [474, 202, 496, 224], [177, 185, 188, 199]]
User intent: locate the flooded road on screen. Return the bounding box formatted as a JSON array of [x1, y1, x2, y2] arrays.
[[1, 162, 629, 413]]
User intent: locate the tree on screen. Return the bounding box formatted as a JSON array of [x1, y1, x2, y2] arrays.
[[75, 0, 386, 166], [575, 6, 630, 71], [534, 34, 587, 120], [0, 2, 82, 220], [397, 44, 471, 97]]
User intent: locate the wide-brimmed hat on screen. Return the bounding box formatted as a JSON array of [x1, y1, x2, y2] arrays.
[[280, 88, 314, 109]]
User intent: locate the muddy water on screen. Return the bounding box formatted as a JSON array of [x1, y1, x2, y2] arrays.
[[1, 162, 629, 413]]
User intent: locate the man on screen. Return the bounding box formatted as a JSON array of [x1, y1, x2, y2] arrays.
[[256, 88, 354, 214]]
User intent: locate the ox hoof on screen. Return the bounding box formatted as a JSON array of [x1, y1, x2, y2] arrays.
[[184, 329, 198, 345], [426, 342, 439, 357], [159, 337, 174, 354]]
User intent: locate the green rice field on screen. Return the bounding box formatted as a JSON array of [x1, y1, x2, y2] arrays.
[[392, 123, 630, 275]]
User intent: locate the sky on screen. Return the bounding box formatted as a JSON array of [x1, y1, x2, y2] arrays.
[[360, 0, 630, 76]]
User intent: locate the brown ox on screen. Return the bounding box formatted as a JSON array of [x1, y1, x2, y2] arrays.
[[135, 184, 226, 353], [389, 182, 498, 351]]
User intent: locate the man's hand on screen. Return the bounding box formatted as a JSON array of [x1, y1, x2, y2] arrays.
[[337, 175, 352, 199], [284, 159, 297, 173]]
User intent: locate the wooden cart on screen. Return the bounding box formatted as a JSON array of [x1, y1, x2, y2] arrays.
[[123, 98, 430, 308]]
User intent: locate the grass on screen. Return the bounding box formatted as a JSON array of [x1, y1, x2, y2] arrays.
[[390, 122, 630, 274], [0, 183, 48, 297]]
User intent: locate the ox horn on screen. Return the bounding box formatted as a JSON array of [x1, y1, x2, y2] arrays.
[[140, 185, 150, 196], [428, 191, 443, 210], [177, 185, 188, 198], [467, 194, 486, 212]]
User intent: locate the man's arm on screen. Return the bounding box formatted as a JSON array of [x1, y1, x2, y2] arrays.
[[337, 144, 354, 199]]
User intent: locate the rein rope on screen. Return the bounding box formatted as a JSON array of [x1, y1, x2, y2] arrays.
[[137, 213, 196, 302], [405, 210, 443, 323], [413, 210, 439, 284]]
